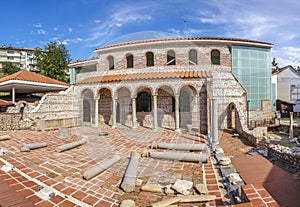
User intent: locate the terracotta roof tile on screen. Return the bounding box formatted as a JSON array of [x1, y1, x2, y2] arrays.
[[77, 70, 212, 84], [69, 57, 99, 65], [0, 99, 13, 106], [0, 70, 69, 86], [95, 37, 273, 51]]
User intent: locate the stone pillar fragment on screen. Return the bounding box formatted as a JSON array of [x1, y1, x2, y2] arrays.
[[149, 151, 208, 162], [120, 152, 140, 192], [56, 138, 87, 153], [20, 142, 47, 152], [83, 154, 121, 180]]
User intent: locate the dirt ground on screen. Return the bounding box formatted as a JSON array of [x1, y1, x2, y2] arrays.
[[219, 129, 255, 159], [219, 129, 300, 179]]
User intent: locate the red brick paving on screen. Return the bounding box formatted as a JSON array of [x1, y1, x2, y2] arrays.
[[232, 156, 299, 207], [0, 125, 214, 207]]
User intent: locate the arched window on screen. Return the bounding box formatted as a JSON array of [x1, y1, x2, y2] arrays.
[[167, 50, 176, 65], [137, 92, 151, 112], [146, 52, 154, 66], [108, 56, 114, 70], [211, 49, 220, 65], [180, 91, 190, 112], [189, 49, 197, 65], [126, 54, 134, 68]]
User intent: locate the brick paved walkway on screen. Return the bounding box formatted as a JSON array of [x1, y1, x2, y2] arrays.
[[0, 125, 219, 207]]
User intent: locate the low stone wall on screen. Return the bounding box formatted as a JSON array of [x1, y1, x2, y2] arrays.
[[35, 117, 81, 131], [268, 145, 300, 168], [0, 113, 33, 131]]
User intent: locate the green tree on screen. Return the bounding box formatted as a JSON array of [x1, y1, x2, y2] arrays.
[[2, 61, 20, 75], [34, 42, 71, 83]]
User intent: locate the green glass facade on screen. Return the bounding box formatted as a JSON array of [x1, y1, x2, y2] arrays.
[[232, 46, 272, 110]]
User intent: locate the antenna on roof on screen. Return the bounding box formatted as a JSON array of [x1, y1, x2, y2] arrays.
[[184, 20, 187, 37]]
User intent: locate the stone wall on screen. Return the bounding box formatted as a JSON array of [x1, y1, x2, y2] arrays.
[[0, 113, 33, 130], [268, 145, 300, 168], [29, 88, 81, 130]]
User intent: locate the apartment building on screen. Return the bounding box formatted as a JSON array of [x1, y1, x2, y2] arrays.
[[0, 45, 38, 73]]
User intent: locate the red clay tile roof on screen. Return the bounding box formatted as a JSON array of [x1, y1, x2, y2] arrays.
[[0, 99, 13, 106], [95, 37, 273, 51], [77, 70, 212, 84], [69, 57, 98, 65], [0, 70, 69, 86]]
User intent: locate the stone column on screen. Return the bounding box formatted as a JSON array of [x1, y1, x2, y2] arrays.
[[289, 112, 294, 139], [153, 94, 158, 130], [132, 98, 137, 129], [112, 98, 117, 129], [94, 98, 99, 127], [175, 94, 180, 132], [12, 87, 15, 103], [211, 99, 218, 149]]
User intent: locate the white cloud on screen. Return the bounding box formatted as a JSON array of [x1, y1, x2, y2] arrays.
[[54, 27, 58, 31], [187, 0, 300, 66], [94, 19, 101, 23], [37, 29, 46, 35], [33, 23, 42, 28], [69, 28, 73, 32], [273, 46, 300, 67], [85, 3, 155, 47], [54, 37, 83, 45]]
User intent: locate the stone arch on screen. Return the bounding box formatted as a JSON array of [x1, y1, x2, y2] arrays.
[[81, 89, 94, 124], [157, 85, 175, 129], [133, 85, 154, 98], [80, 88, 94, 98], [99, 88, 112, 125], [96, 86, 113, 99], [116, 87, 131, 125], [115, 85, 132, 98], [179, 85, 197, 129], [154, 83, 176, 95]]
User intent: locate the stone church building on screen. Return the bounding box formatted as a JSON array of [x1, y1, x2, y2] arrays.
[[68, 37, 273, 139]]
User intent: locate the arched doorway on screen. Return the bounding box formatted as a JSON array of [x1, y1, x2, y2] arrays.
[[227, 103, 236, 129], [117, 87, 131, 125], [157, 86, 175, 129], [99, 88, 112, 125], [136, 88, 152, 128], [83, 100, 91, 122], [179, 85, 197, 129], [81, 89, 94, 124]]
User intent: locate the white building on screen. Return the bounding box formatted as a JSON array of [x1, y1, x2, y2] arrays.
[[0, 45, 37, 73], [272, 65, 300, 112]]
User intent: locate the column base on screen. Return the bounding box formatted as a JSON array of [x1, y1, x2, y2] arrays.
[[92, 124, 99, 127], [175, 128, 181, 132], [132, 126, 137, 129], [112, 125, 117, 129]]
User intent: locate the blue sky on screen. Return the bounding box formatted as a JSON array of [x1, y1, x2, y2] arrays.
[[1, 0, 300, 67]]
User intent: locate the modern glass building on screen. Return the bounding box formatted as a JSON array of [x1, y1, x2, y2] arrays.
[[232, 46, 272, 110]]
